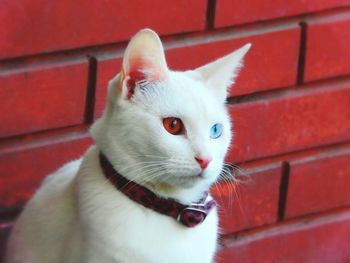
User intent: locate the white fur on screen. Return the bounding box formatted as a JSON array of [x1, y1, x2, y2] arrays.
[[5, 29, 250, 263]]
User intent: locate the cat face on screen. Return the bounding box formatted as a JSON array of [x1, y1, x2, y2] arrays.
[[92, 29, 250, 191], [113, 72, 232, 188]]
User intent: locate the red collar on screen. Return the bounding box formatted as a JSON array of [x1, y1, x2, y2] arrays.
[[99, 153, 216, 228]]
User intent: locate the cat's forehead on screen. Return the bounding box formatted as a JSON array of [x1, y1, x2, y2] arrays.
[[137, 71, 226, 121]]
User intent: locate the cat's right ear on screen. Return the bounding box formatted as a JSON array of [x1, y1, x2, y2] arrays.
[[118, 29, 169, 100], [194, 43, 251, 102]]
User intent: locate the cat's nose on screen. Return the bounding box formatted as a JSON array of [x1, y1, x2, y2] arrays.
[[195, 157, 211, 169]]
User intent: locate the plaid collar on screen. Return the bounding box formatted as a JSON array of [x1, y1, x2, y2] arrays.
[[99, 153, 216, 228]]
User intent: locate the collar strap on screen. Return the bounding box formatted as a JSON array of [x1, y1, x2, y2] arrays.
[[99, 153, 216, 228]]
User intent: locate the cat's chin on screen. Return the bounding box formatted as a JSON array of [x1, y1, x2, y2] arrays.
[[153, 172, 213, 190], [171, 175, 203, 188], [147, 179, 198, 193]]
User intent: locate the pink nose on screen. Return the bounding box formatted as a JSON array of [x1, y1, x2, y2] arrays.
[[195, 157, 211, 169]]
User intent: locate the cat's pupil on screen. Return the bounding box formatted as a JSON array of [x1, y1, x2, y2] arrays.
[[170, 119, 177, 128]]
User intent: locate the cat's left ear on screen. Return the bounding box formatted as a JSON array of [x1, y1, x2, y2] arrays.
[[194, 43, 251, 102], [119, 29, 169, 100]]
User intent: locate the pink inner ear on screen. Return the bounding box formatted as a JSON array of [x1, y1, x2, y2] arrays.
[[124, 57, 165, 99], [126, 70, 146, 99]]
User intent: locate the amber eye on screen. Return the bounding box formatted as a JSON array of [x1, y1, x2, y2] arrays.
[[163, 117, 184, 135]]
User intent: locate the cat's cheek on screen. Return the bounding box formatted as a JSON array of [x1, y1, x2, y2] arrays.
[[210, 141, 229, 162]]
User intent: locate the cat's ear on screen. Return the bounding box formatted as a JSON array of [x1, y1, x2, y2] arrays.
[[119, 29, 169, 100], [195, 43, 251, 102]]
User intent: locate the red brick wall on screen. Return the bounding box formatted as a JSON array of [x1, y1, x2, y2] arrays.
[[1, 1, 350, 262]]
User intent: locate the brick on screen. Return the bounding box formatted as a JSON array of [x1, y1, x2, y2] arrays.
[[0, 62, 88, 138], [285, 148, 350, 219], [217, 209, 350, 263], [0, 223, 12, 262], [211, 162, 281, 234], [95, 58, 122, 119], [0, 0, 207, 59], [304, 18, 350, 82], [0, 135, 92, 210], [227, 81, 350, 163], [95, 26, 300, 118], [167, 27, 300, 97], [215, 0, 350, 27]]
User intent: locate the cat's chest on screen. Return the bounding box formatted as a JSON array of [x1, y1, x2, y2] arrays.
[[117, 207, 217, 262], [81, 186, 218, 263]]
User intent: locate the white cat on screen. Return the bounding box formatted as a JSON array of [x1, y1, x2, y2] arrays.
[[5, 29, 250, 263]]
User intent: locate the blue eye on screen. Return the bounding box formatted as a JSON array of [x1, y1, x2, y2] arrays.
[[210, 123, 223, 139]]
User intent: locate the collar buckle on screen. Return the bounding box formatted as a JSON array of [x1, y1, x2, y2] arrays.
[[177, 207, 208, 228]]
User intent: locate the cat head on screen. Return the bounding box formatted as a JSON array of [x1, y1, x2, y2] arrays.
[[91, 29, 250, 202]]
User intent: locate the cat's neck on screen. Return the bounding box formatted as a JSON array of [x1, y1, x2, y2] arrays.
[[92, 146, 212, 205]]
